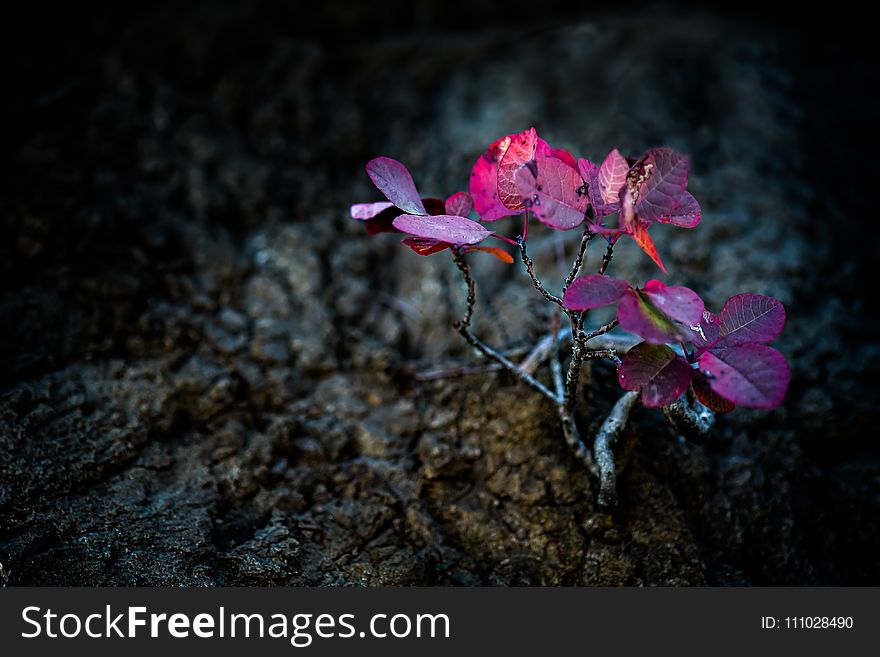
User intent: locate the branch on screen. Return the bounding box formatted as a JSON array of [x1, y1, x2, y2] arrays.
[[519, 239, 565, 308], [598, 241, 615, 275], [662, 389, 715, 443], [594, 390, 640, 507], [563, 224, 595, 293], [450, 250, 560, 404]]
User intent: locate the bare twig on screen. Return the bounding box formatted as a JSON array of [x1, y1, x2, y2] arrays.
[[519, 239, 564, 308], [662, 389, 715, 443], [451, 250, 560, 404], [594, 390, 640, 507], [598, 241, 615, 275], [563, 224, 595, 293]]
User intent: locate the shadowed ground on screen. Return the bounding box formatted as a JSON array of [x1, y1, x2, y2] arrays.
[[1, 3, 875, 585]]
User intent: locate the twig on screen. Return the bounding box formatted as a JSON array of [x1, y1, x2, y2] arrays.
[[563, 224, 595, 293], [519, 239, 564, 308], [598, 241, 615, 275], [662, 389, 715, 443], [451, 250, 560, 404], [594, 390, 640, 507]]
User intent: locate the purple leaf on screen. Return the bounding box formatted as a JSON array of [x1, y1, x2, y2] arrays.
[[401, 237, 450, 256], [699, 344, 790, 409], [445, 192, 474, 217], [392, 214, 491, 246], [498, 127, 538, 211], [469, 134, 519, 222], [350, 201, 395, 220], [582, 149, 629, 217], [715, 293, 786, 348], [635, 148, 690, 220], [642, 280, 705, 327], [692, 373, 736, 414], [562, 274, 630, 311], [365, 157, 427, 216], [618, 290, 689, 345], [618, 342, 695, 408], [655, 191, 701, 228], [515, 152, 588, 230]]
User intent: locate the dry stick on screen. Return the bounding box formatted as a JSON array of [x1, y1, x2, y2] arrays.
[[451, 250, 559, 404], [594, 390, 640, 507]]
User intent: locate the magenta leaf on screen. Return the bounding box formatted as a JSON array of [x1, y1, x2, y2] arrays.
[[350, 201, 395, 220], [692, 373, 736, 414], [515, 152, 588, 230], [469, 134, 519, 222], [655, 191, 701, 228], [635, 148, 690, 220], [714, 293, 786, 348], [699, 344, 790, 409], [445, 192, 474, 217], [497, 127, 538, 211], [365, 157, 427, 216], [642, 280, 705, 327], [392, 214, 491, 246], [618, 342, 695, 408], [401, 237, 450, 256], [562, 274, 630, 311]]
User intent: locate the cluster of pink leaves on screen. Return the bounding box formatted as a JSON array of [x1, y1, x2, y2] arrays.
[[351, 128, 790, 412], [351, 127, 701, 270], [563, 275, 789, 410]]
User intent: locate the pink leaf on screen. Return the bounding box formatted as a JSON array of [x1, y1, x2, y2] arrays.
[[562, 274, 630, 311], [392, 214, 491, 246], [469, 134, 519, 222], [642, 280, 705, 327], [583, 149, 629, 217], [699, 344, 790, 409], [350, 201, 395, 220], [635, 148, 690, 220], [715, 293, 786, 348], [445, 192, 474, 217], [515, 153, 588, 230], [536, 139, 578, 169], [401, 237, 450, 256], [365, 157, 427, 216], [618, 342, 694, 408], [655, 191, 701, 228], [497, 127, 538, 211], [692, 373, 736, 413]]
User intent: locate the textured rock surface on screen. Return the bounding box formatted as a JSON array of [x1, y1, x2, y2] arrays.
[[1, 4, 875, 585]]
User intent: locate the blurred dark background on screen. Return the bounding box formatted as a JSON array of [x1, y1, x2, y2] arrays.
[[0, 1, 876, 585]]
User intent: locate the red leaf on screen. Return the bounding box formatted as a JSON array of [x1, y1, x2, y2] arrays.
[[497, 127, 538, 211], [642, 279, 705, 327], [365, 157, 427, 216], [692, 373, 736, 413], [401, 237, 450, 256], [563, 274, 630, 311], [628, 221, 666, 273], [618, 342, 695, 408], [392, 214, 491, 246], [715, 293, 786, 348], [445, 191, 474, 217], [466, 246, 514, 264], [421, 197, 447, 216], [469, 134, 519, 222]]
